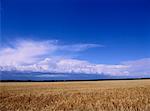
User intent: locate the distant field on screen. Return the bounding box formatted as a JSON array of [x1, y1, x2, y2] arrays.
[[0, 80, 150, 111]]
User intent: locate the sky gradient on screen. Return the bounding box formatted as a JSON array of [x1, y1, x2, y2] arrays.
[[0, 0, 150, 79]]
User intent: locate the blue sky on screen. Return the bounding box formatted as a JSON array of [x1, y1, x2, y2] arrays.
[[0, 0, 150, 79]]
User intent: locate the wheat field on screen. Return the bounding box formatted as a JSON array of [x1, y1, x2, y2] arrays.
[[0, 80, 150, 111]]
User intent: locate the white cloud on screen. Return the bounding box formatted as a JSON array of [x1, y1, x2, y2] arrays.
[[0, 40, 56, 66], [59, 44, 103, 52], [0, 40, 150, 77], [0, 40, 100, 66], [122, 58, 150, 77]]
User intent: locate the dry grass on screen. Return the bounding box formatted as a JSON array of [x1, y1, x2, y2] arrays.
[[0, 80, 150, 111]]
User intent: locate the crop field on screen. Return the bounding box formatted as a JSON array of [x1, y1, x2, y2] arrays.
[[0, 80, 150, 111]]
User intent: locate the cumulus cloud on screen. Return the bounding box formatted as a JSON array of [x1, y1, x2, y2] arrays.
[[0, 39, 150, 77]]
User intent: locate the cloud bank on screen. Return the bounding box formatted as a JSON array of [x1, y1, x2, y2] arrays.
[[0, 40, 150, 77]]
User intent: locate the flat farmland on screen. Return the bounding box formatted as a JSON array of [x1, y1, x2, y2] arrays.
[[0, 80, 150, 111]]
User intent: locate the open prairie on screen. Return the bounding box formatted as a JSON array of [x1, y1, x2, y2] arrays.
[[0, 80, 150, 111]]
